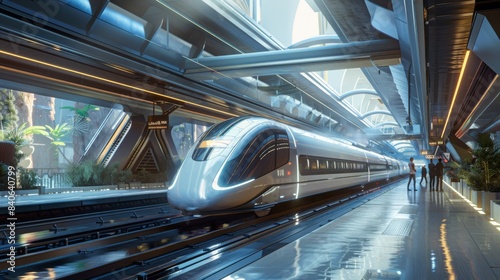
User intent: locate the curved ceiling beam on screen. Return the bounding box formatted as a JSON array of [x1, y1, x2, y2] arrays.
[[375, 122, 399, 127], [287, 35, 342, 48], [360, 110, 392, 119], [393, 142, 413, 148], [339, 89, 378, 100]]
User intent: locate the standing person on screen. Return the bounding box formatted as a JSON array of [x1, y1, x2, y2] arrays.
[[428, 159, 436, 191], [407, 157, 417, 191], [435, 158, 444, 191], [420, 165, 427, 186]]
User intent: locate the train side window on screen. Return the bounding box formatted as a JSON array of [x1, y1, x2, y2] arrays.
[[303, 159, 310, 170], [311, 160, 318, 169], [299, 156, 374, 175]]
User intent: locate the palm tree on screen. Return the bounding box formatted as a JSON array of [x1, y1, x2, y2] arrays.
[[44, 123, 73, 164]]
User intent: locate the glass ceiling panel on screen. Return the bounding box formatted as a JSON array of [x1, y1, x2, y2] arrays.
[[254, 1, 397, 128], [257, 0, 321, 47]]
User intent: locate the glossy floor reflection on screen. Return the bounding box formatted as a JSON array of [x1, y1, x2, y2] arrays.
[[225, 179, 500, 280]]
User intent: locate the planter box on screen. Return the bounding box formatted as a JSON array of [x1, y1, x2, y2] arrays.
[[118, 183, 130, 189], [39, 185, 118, 194], [462, 184, 468, 199], [482, 191, 500, 215], [491, 200, 500, 222], [129, 182, 142, 189], [471, 190, 483, 209]]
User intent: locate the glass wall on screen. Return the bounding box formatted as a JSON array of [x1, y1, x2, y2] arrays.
[[0, 88, 215, 190], [0, 89, 111, 169], [0, 89, 114, 189]]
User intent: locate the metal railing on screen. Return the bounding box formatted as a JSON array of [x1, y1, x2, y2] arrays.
[[32, 168, 70, 188]]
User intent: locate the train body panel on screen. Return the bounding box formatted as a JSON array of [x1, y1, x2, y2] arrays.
[[288, 126, 370, 198], [168, 116, 404, 216]]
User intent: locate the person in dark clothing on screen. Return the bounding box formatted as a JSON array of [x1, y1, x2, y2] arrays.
[[407, 157, 417, 191], [420, 165, 427, 186], [428, 159, 436, 191], [435, 158, 444, 191]]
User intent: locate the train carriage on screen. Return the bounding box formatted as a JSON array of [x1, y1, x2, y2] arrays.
[[168, 116, 404, 216]]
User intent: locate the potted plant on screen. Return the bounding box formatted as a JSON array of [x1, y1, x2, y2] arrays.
[[452, 133, 500, 213], [0, 123, 48, 166]]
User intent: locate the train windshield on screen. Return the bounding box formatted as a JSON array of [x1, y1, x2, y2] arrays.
[[218, 128, 290, 187], [192, 117, 254, 161]]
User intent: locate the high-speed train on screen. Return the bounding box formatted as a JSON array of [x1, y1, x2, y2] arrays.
[[168, 116, 405, 216]]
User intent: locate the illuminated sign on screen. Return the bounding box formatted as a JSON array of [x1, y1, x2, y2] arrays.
[[148, 115, 168, 130], [429, 140, 444, 146]]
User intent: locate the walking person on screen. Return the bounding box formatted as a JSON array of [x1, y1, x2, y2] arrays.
[[420, 165, 427, 186], [428, 159, 436, 191], [436, 158, 444, 191], [407, 157, 417, 191]]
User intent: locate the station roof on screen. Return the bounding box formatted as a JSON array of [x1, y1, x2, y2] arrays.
[[0, 0, 498, 161]]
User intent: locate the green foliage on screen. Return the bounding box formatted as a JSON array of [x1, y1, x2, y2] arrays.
[[116, 168, 133, 183], [60, 104, 99, 119], [60, 104, 99, 137], [0, 90, 19, 129], [65, 161, 133, 186], [451, 133, 500, 192], [133, 168, 168, 183], [0, 163, 7, 191], [0, 123, 48, 166], [1, 129, 25, 165], [45, 123, 72, 147], [19, 168, 37, 189]]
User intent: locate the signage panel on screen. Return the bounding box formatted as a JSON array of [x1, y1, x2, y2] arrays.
[[148, 115, 168, 130]]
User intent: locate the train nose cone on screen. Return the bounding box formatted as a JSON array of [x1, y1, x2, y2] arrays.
[[168, 161, 219, 214], [167, 156, 232, 214], [168, 183, 209, 214]]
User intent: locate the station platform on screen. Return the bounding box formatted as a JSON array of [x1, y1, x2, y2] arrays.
[[0, 188, 168, 215], [226, 179, 500, 279]]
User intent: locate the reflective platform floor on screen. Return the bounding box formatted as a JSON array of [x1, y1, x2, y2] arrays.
[[226, 180, 500, 280]]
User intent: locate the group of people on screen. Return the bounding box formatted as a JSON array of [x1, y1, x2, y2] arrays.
[[407, 157, 444, 191]]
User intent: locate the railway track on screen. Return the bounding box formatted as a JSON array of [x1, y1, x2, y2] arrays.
[[0, 179, 403, 279], [1, 205, 178, 254]]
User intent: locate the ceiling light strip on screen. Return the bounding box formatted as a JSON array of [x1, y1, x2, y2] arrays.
[[440, 50, 470, 139], [0, 49, 238, 117], [455, 74, 499, 138]]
